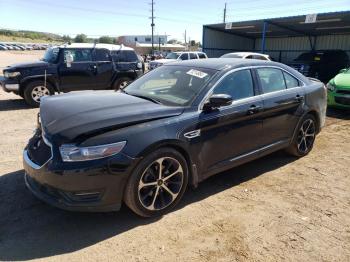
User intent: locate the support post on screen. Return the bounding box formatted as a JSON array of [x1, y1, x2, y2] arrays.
[[261, 21, 267, 54], [150, 0, 155, 55], [223, 3, 227, 23]]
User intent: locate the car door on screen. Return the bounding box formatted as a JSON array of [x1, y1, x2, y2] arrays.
[[197, 69, 264, 174], [92, 48, 114, 89], [58, 48, 97, 91], [255, 67, 305, 146]]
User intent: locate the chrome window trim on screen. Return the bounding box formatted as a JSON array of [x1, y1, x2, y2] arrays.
[[198, 65, 306, 111]]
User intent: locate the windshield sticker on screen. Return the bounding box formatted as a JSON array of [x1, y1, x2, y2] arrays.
[[186, 69, 208, 79]]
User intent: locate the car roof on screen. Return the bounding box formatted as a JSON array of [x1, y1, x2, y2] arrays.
[[174, 51, 204, 54], [227, 52, 269, 57], [168, 57, 302, 72], [57, 43, 134, 51]]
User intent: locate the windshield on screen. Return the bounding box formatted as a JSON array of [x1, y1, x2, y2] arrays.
[[43, 47, 59, 63], [124, 65, 216, 106], [221, 53, 243, 58], [165, 52, 180, 59]]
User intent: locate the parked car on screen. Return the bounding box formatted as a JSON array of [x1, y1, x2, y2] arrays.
[[289, 50, 349, 83], [326, 67, 350, 109], [221, 52, 272, 61], [3, 44, 14, 50], [0, 43, 143, 106], [0, 44, 7, 50], [149, 51, 208, 70], [23, 58, 326, 217]]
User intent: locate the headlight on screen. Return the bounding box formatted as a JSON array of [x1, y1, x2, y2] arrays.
[[326, 83, 336, 92], [4, 71, 20, 78], [59, 141, 126, 162]]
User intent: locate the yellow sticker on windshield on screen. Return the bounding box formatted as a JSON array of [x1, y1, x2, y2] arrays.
[[314, 57, 321, 61], [187, 69, 208, 79]]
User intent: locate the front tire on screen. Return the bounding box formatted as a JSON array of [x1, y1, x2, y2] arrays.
[[124, 148, 188, 217], [286, 114, 317, 157], [23, 81, 54, 107]]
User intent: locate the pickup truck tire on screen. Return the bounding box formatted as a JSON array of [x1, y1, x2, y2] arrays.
[[23, 81, 55, 107], [113, 77, 132, 90]]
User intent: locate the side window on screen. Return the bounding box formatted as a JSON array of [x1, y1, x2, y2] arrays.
[[93, 49, 110, 61], [198, 53, 207, 59], [283, 71, 300, 88], [246, 55, 253, 59], [179, 53, 189, 60], [257, 68, 286, 93], [189, 53, 197, 59], [112, 50, 138, 62], [213, 69, 255, 100], [64, 49, 92, 62]]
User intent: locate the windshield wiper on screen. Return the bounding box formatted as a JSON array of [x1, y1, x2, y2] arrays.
[[129, 94, 163, 105]]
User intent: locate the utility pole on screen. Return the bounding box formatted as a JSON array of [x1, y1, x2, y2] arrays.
[[223, 2, 227, 23], [150, 0, 155, 55], [184, 29, 187, 50]]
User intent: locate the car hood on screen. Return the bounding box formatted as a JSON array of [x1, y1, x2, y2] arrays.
[[152, 59, 177, 64], [334, 73, 350, 88], [40, 91, 184, 141], [6, 61, 49, 70]]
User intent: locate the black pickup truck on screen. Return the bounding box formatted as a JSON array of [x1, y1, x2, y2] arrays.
[[0, 43, 144, 106]]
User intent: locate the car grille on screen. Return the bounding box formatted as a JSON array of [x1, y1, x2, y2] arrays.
[[336, 89, 350, 95], [27, 132, 52, 166], [335, 96, 350, 106]]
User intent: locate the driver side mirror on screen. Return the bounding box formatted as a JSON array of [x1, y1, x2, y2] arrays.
[[203, 94, 233, 111]]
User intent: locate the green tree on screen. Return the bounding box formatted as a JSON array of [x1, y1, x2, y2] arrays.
[[98, 36, 113, 44], [74, 34, 87, 43], [62, 35, 71, 42]]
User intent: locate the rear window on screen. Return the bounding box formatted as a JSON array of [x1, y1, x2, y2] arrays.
[[283, 72, 300, 88], [257, 68, 286, 94], [221, 53, 243, 58], [198, 53, 207, 59], [112, 50, 138, 62], [93, 49, 110, 61]]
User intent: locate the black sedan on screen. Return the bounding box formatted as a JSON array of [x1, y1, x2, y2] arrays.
[[23, 59, 327, 217]]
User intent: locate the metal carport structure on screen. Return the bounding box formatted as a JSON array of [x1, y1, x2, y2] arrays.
[[202, 11, 350, 63]]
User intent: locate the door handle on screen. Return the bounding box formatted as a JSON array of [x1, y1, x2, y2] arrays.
[[295, 95, 304, 102], [247, 105, 262, 115], [88, 64, 97, 71]]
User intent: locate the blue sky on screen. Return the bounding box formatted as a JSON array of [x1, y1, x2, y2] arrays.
[[1, 0, 349, 42]]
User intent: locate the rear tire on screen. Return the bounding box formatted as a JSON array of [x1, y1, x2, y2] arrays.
[[124, 147, 188, 217], [286, 114, 317, 157], [23, 81, 54, 107], [113, 77, 132, 91]]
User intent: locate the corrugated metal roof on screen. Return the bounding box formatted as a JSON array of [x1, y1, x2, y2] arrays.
[[205, 10, 350, 38]]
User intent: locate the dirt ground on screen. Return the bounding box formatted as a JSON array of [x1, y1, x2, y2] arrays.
[[0, 51, 349, 261]]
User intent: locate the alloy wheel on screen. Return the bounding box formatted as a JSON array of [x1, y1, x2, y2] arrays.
[[138, 157, 184, 211], [31, 86, 50, 102], [297, 119, 315, 154], [120, 81, 129, 89]]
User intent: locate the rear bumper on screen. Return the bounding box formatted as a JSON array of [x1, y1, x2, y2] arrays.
[[0, 76, 20, 93], [23, 147, 139, 212]]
